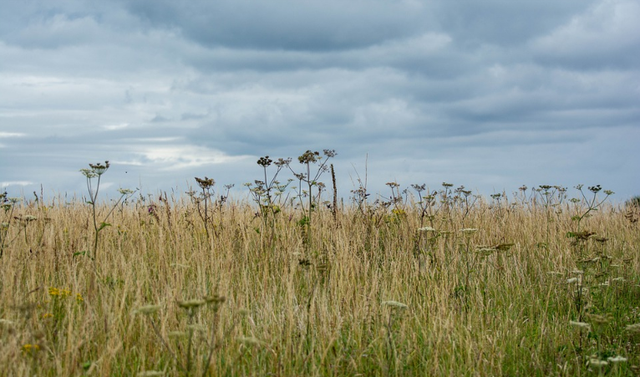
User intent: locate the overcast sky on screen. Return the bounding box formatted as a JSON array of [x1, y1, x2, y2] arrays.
[[1, 0, 639, 204]]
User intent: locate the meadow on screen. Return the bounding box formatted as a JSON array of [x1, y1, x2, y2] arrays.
[[1, 155, 639, 376]]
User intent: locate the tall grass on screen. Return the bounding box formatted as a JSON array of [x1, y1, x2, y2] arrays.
[[0, 184, 639, 376]]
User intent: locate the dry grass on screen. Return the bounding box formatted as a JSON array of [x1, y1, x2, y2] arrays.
[[1, 189, 639, 376]]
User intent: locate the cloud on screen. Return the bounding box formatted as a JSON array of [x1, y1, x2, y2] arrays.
[[531, 0, 640, 69], [1, 181, 33, 187], [0, 0, 638, 200], [123, 0, 427, 51]]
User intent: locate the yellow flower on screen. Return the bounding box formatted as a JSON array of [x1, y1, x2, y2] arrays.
[[48, 287, 60, 297], [76, 293, 84, 303], [21, 344, 40, 355], [42, 313, 53, 319]]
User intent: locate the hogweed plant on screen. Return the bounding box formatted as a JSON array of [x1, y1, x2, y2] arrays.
[[288, 149, 336, 251], [246, 156, 292, 250], [3, 156, 640, 376], [80, 161, 135, 259], [135, 293, 227, 377], [0, 192, 21, 257], [191, 176, 216, 242]]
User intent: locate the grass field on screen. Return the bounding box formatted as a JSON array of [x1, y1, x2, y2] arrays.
[[1, 164, 639, 376]]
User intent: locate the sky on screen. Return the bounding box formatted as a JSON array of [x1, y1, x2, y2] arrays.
[[1, 0, 639, 204]]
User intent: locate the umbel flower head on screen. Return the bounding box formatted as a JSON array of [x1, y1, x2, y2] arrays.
[[195, 176, 215, 190], [89, 161, 110, 175], [382, 300, 408, 309], [80, 161, 110, 178]]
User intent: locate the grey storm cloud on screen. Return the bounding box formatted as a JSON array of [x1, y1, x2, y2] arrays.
[[1, 0, 639, 201], [123, 0, 427, 51]]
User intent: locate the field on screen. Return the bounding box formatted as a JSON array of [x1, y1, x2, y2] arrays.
[[1, 162, 639, 376]]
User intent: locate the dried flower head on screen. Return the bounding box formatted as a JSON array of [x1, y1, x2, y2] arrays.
[[195, 177, 215, 190], [257, 156, 273, 167], [298, 150, 320, 164]]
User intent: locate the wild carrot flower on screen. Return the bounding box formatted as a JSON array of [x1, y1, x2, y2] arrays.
[[382, 301, 408, 309], [588, 358, 608, 367], [625, 323, 640, 333], [177, 299, 207, 309], [569, 321, 590, 330], [607, 356, 627, 363], [137, 371, 165, 377], [238, 336, 265, 346]]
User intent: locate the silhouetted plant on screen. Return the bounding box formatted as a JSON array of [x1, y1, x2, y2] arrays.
[[80, 161, 135, 259]]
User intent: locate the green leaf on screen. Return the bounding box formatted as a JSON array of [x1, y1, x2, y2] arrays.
[[73, 251, 87, 257], [98, 222, 111, 231]]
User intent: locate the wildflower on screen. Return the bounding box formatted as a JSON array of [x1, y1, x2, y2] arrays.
[[21, 344, 40, 355], [134, 305, 161, 315], [476, 247, 496, 256], [588, 358, 608, 367], [569, 321, 590, 330], [612, 277, 624, 282], [418, 226, 437, 232], [177, 299, 206, 309], [392, 208, 406, 217], [195, 176, 215, 189], [76, 293, 84, 303], [382, 300, 408, 309], [42, 313, 53, 319], [118, 188, 135, 195], [137, 371, 165, 377], [238, 336, 265, 346], [586, 313, 612, 324], [459, 228, 478, 235], [187, 324, 207, 332], [607, 356, 627, 363], [204, 294, 226, 306], [48, 287, 60, 297], [625, 323, 640, 333], [571, 270, 584, 275], [88, 161, 110, 175], [566, 278, 578, 284]]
